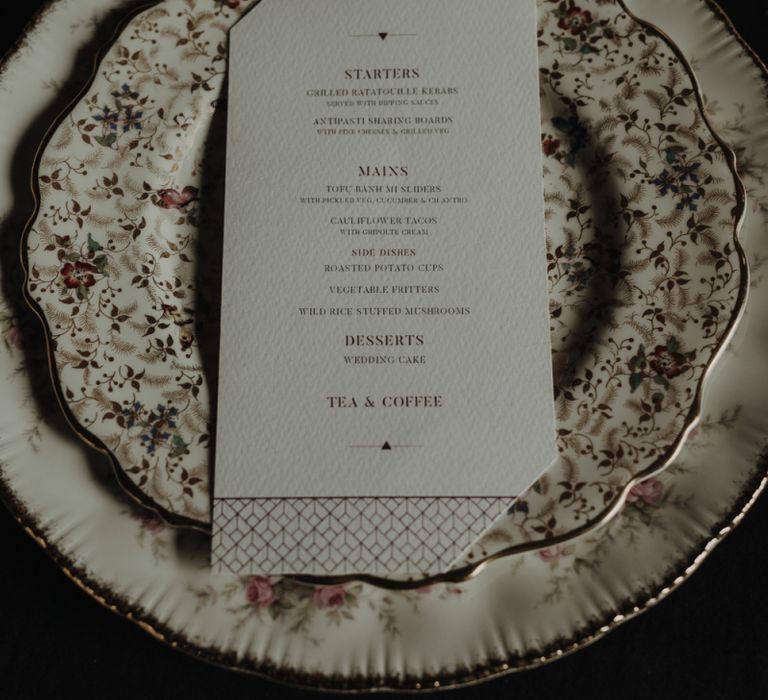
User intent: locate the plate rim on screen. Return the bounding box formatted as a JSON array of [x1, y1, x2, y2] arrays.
[[17, 0, 209, 534], [16, 0, 751, 590], [0, 0, 764, 691]]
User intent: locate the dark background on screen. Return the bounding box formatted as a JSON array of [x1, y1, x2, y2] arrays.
[[1, 2, 766, 698]]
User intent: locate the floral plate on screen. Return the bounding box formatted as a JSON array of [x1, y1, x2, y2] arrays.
[[3, 0, 768, 691], [21, 0, 746, 585]]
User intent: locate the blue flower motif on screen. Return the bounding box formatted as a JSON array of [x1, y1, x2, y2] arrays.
[[507, 499, 529, 516], [140, 433, 156, 454], [551, 114, 588, 167], [651, 169, 679, 196], [678, 161, 701, 184], [122, 105, 144, 132], [111, 83, 139, 100], [567, 263, 594, 287], [677, 191, 702, 211], [93, 105, 119, 127], [121, 401, 143, 429]]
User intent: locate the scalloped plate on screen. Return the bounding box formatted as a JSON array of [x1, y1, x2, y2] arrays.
[[2, 0, 767, 690], [21, 0, 746, 585]]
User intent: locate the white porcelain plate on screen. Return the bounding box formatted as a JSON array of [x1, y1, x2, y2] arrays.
[[1, 0, 766, 691], [18, 0, 746, 591]]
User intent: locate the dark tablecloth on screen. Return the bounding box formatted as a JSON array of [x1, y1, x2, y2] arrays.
[[1, 2, 766, 698]]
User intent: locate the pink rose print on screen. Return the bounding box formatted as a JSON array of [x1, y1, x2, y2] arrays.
[[131, 509, 167, 534], [156, 186, 199, 209], [648, 345, 689, 379], [537, 545, 571, 564], [60, 261, 97, 289], [245, 576, 278, 608], [558, 6, 593, 36], [626, 477, 664, 506], [311, 585, 347, 609], [542, 136, 561, 156], [3, 324, 22, 350]]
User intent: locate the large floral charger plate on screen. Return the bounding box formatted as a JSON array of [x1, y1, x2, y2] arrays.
[[21, 0, 745, 582], [2, 0, 768, 691]]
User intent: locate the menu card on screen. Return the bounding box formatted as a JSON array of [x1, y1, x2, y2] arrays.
[[213, 0, 555, 576]]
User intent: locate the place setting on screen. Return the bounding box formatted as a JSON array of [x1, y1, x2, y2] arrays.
[[2, 0, 768, 692]]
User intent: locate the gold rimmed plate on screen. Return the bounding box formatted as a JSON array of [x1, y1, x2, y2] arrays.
[[18, 0, 747, 587], [1, 0, 767, 690]]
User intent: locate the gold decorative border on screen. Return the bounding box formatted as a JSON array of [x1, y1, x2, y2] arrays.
[[703, 0, 768, 76], [14, 0, 751, 589], [3, 447, 767, 692], [0, 0, 765, 691]]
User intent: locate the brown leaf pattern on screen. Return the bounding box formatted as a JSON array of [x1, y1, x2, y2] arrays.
[[25, 0, 743, 535]]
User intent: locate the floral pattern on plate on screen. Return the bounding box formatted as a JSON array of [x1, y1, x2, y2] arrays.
[[23, 0, 745, 575], [1, 0, 767, 690]]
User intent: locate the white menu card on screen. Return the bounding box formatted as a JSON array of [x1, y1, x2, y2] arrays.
[[213, 0, 555, 576]]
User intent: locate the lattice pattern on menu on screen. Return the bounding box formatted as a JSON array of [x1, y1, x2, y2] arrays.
[[212, 497, 510, 576]]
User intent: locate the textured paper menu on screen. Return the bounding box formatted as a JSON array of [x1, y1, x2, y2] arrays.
[[213, 0, 555, 576]]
